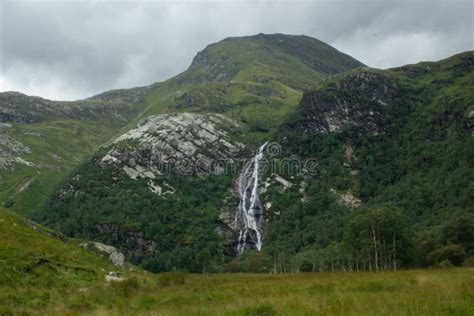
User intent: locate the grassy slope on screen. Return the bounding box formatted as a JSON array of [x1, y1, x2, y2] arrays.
[[0, 118, 139, 215], [0, 206, 123, 314], [138, 34, 364, 145]]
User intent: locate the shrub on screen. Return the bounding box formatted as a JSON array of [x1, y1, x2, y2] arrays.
[[438, 259, 454, 269], [426, 244, 466, 266], [3, 199, 14, 208], [462, 257, 474, 267], [225, 251, 272, 273]]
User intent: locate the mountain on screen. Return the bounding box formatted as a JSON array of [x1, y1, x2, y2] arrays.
[[134, 34, 364, 142], [180, 33, 363, 85], [30, 31, 473, 273], [266, 51, 474, 270], [1, 33, 363, 216], [3, 33, 472, 273], [0, 91, 143, 215]]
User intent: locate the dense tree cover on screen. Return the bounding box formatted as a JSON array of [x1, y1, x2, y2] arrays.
[[263, 52, 474, 272], [260, 180, 418, 273], [33, 154, 234, 273]]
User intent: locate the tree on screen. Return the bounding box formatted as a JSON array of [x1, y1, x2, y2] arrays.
[[294, 249, 319, 272], [441, 211, 474, 255], [344, 204, 414, 271]]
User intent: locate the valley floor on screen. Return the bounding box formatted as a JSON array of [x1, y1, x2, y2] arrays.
[[11, 268, 474, 315]]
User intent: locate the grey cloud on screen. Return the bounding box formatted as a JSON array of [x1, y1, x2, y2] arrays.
[[1, 0, 473, 100]]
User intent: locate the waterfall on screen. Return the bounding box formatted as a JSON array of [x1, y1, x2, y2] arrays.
[[235, 142, 268, 254]]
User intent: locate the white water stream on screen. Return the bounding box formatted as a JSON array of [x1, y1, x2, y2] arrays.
[[235, 142, 268, 254]]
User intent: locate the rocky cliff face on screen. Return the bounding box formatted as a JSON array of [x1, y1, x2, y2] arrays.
[[286, 69, 403, 135], [99, 112, 245, 183], [33, 112, 248, 271]]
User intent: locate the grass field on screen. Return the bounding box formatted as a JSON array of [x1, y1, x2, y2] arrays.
[[6, 268, 473, 315]]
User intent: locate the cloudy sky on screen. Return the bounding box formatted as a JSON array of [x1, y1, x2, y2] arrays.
[[1, 0, 473, 100]]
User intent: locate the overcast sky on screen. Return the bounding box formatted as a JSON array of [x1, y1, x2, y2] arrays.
[[1, 0, 473, 100]]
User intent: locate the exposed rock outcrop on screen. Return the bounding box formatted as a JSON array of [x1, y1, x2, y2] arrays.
[[100, 113, 245, 181], [93, 242, 126, 267], [330, 189, 362, 208], [79, 241, 126, 267], [287, 69, 403, 135], [0, 134, 34, 170], [105, 271, 125, 282]]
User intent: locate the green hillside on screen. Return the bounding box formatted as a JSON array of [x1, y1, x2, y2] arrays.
[[33, 38, 474, 274], [2, 208, 472, 315], [139, 33, 364, 142], [1, 32, 474, 315], [0, 205, 124, 314], [265, 51, 474, 271], [1, 34, 363, 215], [0, 90, 148, 215]]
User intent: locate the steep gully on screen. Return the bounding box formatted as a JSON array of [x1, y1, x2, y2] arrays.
[[235, 142, 269, 254]]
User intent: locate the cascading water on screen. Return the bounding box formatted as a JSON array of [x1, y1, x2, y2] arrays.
[[235, 142, 269, 254]]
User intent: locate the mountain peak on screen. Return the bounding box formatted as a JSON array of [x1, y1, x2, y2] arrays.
[[184, 33, 364, 86]]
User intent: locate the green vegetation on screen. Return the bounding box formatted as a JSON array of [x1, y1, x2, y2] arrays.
[[139, 34, 364, 143], [33, 153, 236, 273], [2, 205, 473, 315], [1, 34, 473, 315], [0, 89, 143, 216], [0, 119, 136, 215], [26, 33, 369, 273], [33, 49, 473, 273], [0, 206, 121, 315], [265, 51, 474, 272], [4, 263, 474, 315], [1, 33, 363, 214], [99, 269, 472, 315]]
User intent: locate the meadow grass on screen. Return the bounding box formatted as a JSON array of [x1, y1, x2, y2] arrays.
[[8, 268, 471, 315]]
